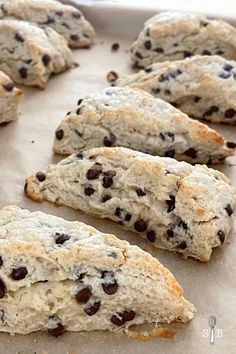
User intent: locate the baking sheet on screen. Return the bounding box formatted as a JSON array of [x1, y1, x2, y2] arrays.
[[0, 3, 236, 354]]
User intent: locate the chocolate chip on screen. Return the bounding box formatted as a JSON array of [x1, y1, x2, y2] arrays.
[[55, 233, 70, 245], [122, 310, 136, 322], [125, 213, 132, 221], [77, 152, 83, 159], [70, 34, 79, 41], [177, 219, 188, 230], [217, 230, 225, 244], [19, 67, 28, 79], [160, 132, 175, 142], [84, 301, 101, 316], [11, 267, 28, 280], [145, 67, 152, 73], [15, 33, 24, 42], [72, 11, 81, 19], [204, 106, 219, 116], [36, 171, 46, 182], [75, 286, 92, 303], [202, 50, 211, 55], [84, 186, 95, 196], [219, 71, 231, 79], [87, 165, 102, 180], [111, 310, 136, 326], [111, 314, 124, 326], [151, 88, 160, 94], [103, 132, 116, 147], [135, 51, 143, 59], [183, 51, 192, 58], [0, 280, 5, 298], [55, 10, 63, 16], [107, 71, 119, 83], [165, 149, 175, 158], [166, 195, 175, 213], [170, 69, 182, 78], [102, 171, 116, 188], [184, 148, 197, 159], [0, 257, 2, 267], [111, 43, 119, 51], [177, 241, 187, 249], [48, 323, 64, 337], [164, 89, 171, 95], [136, 188, 146, 197], [44, 16, 55, 24], [225, 204, 233, 216], [3, 82, 14, 91], [146, 230, 156, 243], [144, 40, 152, 50], [173, 43, 179, 47], [159, 74, 169, 82], [134, 219, 147, 232], [115, 207, 122, 217], [42, 54, 51, 67], [223, 63, 233, 71], [215, 50, 224, 55], [170, 101, 178, 107], [102, 194, 111, 203], [102, 273, 118, 295], [194, 96, 201, 103], [55, 129, 64, 140], [167, 229, 174, 238], [77, 98, 83, 106], [226, 141, 236, 148], [224, 109, 236, 118], [154, 47, 164, 53]]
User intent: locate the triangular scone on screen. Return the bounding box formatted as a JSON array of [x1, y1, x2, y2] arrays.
[[130, 12, 236, 67], [0, 205, 195, 335], [116, 56, 236, 125], [26, 147, 236, 262], [53, 87, 234, 164], [0, 0, 96, 48], [0, 71, 23, 124], [0, 20, 73, 88]]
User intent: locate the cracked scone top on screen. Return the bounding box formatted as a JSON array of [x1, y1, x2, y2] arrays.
[[0, 0, 96, 48], [53, 86, 235, 163], [0, 19, 74, 88], [130, 12, 236, 67], [0, 71, 23, 124], [0, 205, 195, 335], [115, 55, 236, 125], [26, 147, 236, 262]]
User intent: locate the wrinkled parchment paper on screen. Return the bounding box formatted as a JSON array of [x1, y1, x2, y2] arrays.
[[0, 3, 235, 354]]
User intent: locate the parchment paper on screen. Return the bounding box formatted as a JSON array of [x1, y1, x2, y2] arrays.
[[0, 4, 235, 354]]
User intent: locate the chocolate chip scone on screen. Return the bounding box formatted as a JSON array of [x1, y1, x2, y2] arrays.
[[0, 0, 95, 48], [0, 71, 23, 124], [0, 205, 195, 335], [25, 147, 236, 262], [115, 55, 236, 125], [0, 19, 74, 88], [130, 12, 236, 67], [53, 87, 235, 164]]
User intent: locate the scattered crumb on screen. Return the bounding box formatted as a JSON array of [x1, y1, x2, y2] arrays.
[[106, 70, 119, 83], [111, 43, 119, 51]]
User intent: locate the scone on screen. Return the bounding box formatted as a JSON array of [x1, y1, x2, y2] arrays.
[[25, 147, 236, 262], [0, 205, 195, 335], [0, 71, 23, 124], [53, 87, 235, 164], [0, 19, 74, 88], [130, 12, 236, 67], [0, 0, 96, 48], [115, 55, 236, 125]]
